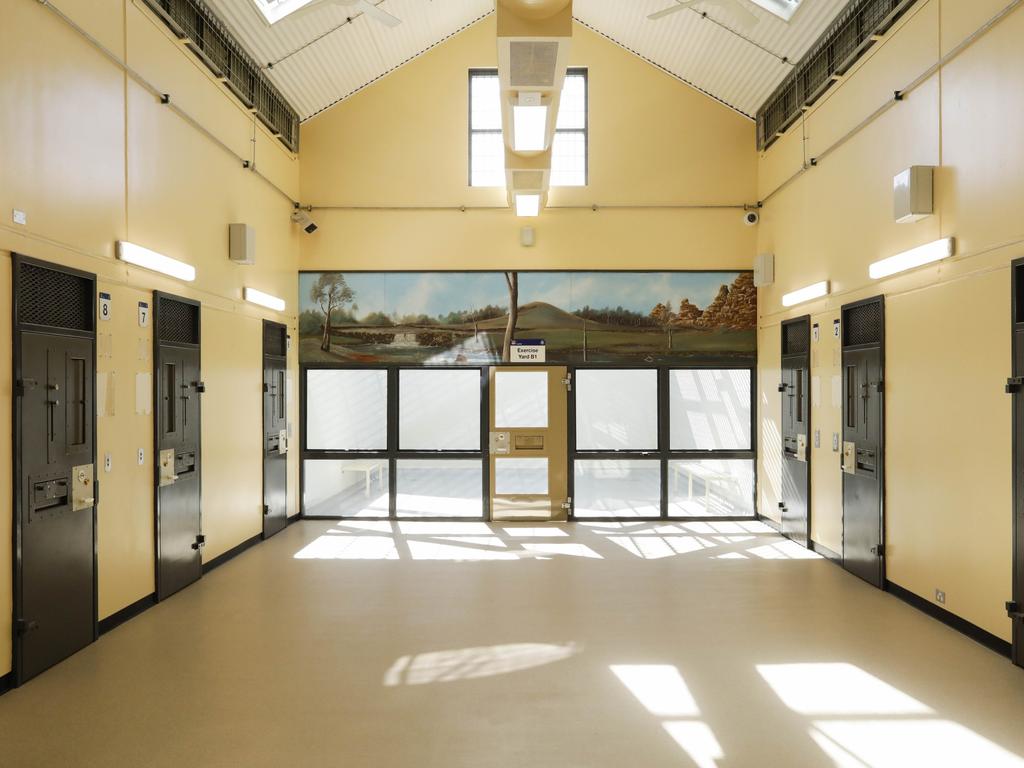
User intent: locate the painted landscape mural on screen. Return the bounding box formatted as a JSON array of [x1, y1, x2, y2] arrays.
[[298, 271, 756, 364]]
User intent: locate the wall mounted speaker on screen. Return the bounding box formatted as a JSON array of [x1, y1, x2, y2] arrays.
[[754, 253, 775, 287], [229, 223, 255, 265]]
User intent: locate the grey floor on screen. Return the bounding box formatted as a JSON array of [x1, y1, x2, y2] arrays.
[[2, 520, 1024, 767]]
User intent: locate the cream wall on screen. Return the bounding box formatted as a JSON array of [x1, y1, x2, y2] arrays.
[[757, 0, 1023, 640], [0, 0, 302, 674], [299, 17, 759, 271]]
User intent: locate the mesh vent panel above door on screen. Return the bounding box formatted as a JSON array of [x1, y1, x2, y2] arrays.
[[158, 297, 200, 344], [844, 301, 883, 346], [17, 262, 93, 332], [782, 320, 809, 355]]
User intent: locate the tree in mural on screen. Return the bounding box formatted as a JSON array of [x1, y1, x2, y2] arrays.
[[310, 273, 354, 351], [502, 271, 519, 362]]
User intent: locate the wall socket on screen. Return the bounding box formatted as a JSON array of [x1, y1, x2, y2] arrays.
[[935, 589, 946, 605], [12, 208, 27, 226], [137, 448, 145, 466], [104, 453, 112, 473]]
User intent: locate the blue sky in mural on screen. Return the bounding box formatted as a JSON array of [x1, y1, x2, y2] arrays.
[[300, 271, 741, 319]]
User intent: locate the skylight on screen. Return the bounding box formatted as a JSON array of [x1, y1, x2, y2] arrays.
[[252, 0, 316, 24], [748, 0, 802, 22]]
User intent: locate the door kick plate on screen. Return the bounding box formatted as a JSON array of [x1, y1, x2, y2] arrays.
[[158, 448, 177, 487], [71, 464, 95, 511], [842, 441, 857, 475]]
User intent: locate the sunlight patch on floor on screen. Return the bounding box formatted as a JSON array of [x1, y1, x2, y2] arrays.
[[383, 643, 579, 686]]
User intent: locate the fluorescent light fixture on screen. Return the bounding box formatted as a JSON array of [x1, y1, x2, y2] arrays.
[[116, 241, 196, 282], [513, 105, 548, 151], [515, 193, 541, 217], [782, 281, 829, 307], [244, 287, 286, 311], [869, 238, 954, 279]]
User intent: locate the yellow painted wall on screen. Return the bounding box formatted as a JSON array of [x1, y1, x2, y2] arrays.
[[757, 0, 1024, 640], [299, 17, 759, 271], [0, 0, 302, 674]]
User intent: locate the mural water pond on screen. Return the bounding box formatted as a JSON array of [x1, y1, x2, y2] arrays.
[[298, 271, 756, 365]]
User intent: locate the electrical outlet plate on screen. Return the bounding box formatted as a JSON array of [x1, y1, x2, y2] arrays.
[[12, 209, 27, 226], [104, 453, 112, 473], [935, 589, 946, 604], [138, 448, 145, 465]]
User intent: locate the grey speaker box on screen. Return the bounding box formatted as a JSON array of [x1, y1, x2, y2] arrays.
[[229, 223, 255, 265]]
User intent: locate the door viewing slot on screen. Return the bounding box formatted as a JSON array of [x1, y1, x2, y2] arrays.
[[154, 293, 203, 601], [12, 255, 98, 686]]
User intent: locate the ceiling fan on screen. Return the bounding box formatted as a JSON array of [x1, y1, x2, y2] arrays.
[[298, 0, 402, 27], [648, 0, 758, 29]]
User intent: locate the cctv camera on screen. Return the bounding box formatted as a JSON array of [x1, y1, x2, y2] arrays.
[[291, 209, 318, 234], [743, 210, 760, 226]]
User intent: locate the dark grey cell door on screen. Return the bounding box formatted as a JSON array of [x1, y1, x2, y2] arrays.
[[262, 321, 288, 539], [780, 317, 811, 547], [1007, 260, 1024, 666], [841, 298, 885, 588], [154, 294, 204, 601], [13, 257, 97, 685]]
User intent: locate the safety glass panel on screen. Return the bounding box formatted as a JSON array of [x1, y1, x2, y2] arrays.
[[669, 369, 752, 450], [396, 460, 484, 518], [494, 371, 548, 428], [667, 459, 754, 517], [575, 369, 658, 451], [306, 369, 387, 450], [495, 457, 549, 495], [303, 460, 390, 518], [573, 460, 661, 518], [400, 369, 481, 450]]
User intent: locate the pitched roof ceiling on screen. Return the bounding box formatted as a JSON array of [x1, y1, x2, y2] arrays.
[[208, 0, 850, 123]]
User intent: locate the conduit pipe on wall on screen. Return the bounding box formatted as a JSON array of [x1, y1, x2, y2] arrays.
[[759, 0, 1024, 207], [37, 0, 299, 208]]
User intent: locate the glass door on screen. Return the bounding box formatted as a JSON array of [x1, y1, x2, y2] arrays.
[[489, 366, 568, 521]]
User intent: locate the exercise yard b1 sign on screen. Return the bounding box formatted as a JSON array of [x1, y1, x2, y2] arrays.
[[510, 339, 546, 363]]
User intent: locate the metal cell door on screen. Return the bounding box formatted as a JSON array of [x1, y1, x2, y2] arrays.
[[1007, 260, 1024, 666], [489, 366, 569, 521], [780, 317, 811, 547], [262, 321, 288, 538], [841, 297, 885, 588], [154, 293, 204, 600], [13, 256, 97, 684]]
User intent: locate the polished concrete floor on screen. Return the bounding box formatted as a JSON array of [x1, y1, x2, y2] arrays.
[[2, 520, 1024, 767]]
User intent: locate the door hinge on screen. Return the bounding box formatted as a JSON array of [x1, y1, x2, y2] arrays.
[[560, 497, 572, 510], [1007, 377, 1024, 394], [192, 534, 206, 550], [777, 383, 787, 393], [194, 381, 206, 393], [561, 375, 572, 391], [263, 383, 270, 393], [875, 380, 884, 393], [263, 504, 270, 516], [870, 544, 885, 556], [1007, 601, 1024, 619], [14, 619, 38, 636]]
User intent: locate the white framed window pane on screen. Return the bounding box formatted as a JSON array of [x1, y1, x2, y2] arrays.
[[551, 131, 586, 187], [470, 74, 501, 129], [668, 460, 754, 517], [556, 74, 586, 130], [306, 369, 387, 450], [494, 371, 548, 428], [303, 460, 389, 517], [400, 369, 480, 450], [470, 132, 506, 187], [495, 458, 549, 495], [574, 460, 660, 518], [396, 460, 483, 518], [575, 369, 658, 450], [669, 369, 752, 450]]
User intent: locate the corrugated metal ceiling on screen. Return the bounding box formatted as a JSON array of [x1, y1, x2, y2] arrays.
[[207, 0, 851, 122]]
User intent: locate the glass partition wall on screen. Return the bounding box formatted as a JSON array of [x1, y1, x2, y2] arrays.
[[302, 364, 755, 520], [302, 367, 488, 519]]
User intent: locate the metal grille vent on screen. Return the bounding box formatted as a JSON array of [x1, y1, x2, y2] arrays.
[[17, 263, 93, 332], [756, 0, 917, 151], [782, 320, 809, 355], [509, 41, 559, 88], [158, 297, 200, 345], [264, 323, 286, 357], [141, 0, 299, 152], [844, 301, 883, 347]]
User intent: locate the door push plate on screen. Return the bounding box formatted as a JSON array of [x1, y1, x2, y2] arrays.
[[71, 464, 95, 511], [842, 441, 857, 475], [796, 434, 807, 463], [278, 429, 287, 455], [158, 448, 178, 487], [489, 431, 510, 455]]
